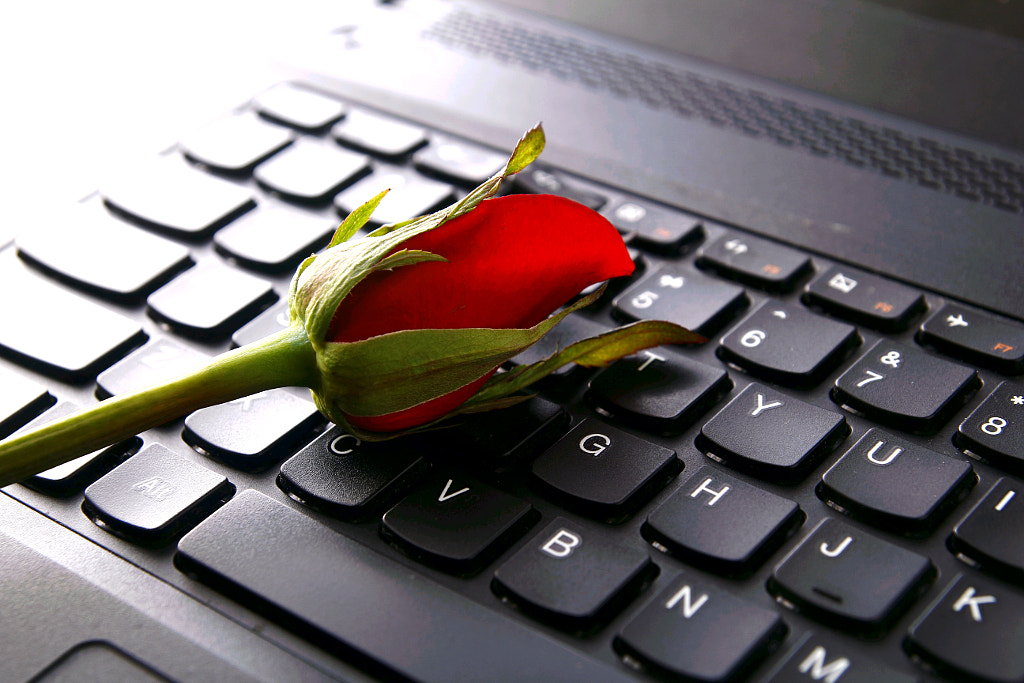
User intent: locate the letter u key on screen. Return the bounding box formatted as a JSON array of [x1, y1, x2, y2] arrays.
[[866, 440, 902, 465]]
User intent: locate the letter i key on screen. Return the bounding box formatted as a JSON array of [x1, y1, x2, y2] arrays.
[[949, 477, 1024, 582]]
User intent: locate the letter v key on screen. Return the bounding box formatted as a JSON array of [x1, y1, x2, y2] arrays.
[[438, 479, 470, 502]]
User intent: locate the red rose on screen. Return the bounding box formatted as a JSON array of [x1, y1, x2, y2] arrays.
[[328, 193, 634, 431], [0, 124, 697, 486]]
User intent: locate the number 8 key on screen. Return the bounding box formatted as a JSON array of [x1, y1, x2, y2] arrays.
[[955, 381, 1024, 473]]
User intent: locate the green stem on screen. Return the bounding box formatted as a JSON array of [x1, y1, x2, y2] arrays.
[[0, 324, 319, 488]]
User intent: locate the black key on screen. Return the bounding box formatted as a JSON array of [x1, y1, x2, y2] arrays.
[[613, 265, 747, 337], [429, 396, 568, 475], [146, 264, 277, 340], [507, 314, 610, 394], [803, 265, 926, 332], [331, 108, 427, 159], [587, 346, 731, 433], [697, 232, 812, 291], [948, 478, 1024, 584], [380, 471, 536, 574], [412, 135, 507, 185], [0, 253, 146, 382], [614, 574, 786, 683], [175, 490, 640, 683], [179, 113, 294, 174], [96, 338, 210, 399], [16, 402, 139, 496], [955, 380, 1024, 473], [905, 573, 1024, 683], [718, 301, 859, 387], [819, 428, 975, 535], [183, 389, 324, 471], [253, 139, 370, 203], [16, 207, 192, 303], [512, 164, 607, 210], [763, 633, 917, 683], [492, 517, 656, 633], [768, 518, 934, 635], [101, 158, 256, 238], [919, 303, 1024, 374], [333, 167, 455, 226], [214, 206, 335, 272], [251, 83, 346, 132], [83, 444, 234, 545], [832, 339, 980, 434], [230, 301, 290, 348], [277, 427, 428, 520], [698, 383, 849, 482], [531, 419, 680, 522], [0, 365, 54, 439], [643, 467, 803, 576], [604, 200, 703, 254]]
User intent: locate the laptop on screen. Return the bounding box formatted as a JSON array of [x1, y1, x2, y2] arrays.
[[2, 0, 1023, 680]]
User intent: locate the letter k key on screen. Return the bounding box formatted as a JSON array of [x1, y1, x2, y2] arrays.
[[907, 574, 1024, 682]]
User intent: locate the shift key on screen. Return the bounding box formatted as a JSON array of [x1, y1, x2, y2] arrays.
[[176, 490, 638, 683]]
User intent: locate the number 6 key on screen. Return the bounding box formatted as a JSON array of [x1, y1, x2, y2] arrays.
[[832, 340, 980, 434]]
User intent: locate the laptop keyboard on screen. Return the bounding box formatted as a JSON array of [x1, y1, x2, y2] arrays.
[[2, 81, 1024, 682]]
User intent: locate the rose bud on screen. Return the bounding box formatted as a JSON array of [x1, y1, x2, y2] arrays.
[[0, 124, 700, 486]]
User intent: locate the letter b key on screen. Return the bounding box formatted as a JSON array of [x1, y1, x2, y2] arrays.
[[493, 518, 654, 632]]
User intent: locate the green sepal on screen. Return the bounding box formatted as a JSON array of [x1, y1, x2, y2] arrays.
[[461, 319, 704, 410], [329, 189, 389, 247], [501, 124, 546, 175], [321, 315, 702, 442], [311, 285, 601, 422], [289, 124, 546, 353], [371, 249, 448, 273]]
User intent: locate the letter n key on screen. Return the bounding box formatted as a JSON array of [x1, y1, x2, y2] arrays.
[[615, 575, 786, 681]]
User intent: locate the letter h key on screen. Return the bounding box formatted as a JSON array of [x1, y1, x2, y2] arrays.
[[643, 467, 803, 576]]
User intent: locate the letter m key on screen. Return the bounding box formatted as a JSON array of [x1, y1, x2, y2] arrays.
[[798, 646, 850, 683]]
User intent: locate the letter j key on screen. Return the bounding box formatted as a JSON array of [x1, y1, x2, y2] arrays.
[[768, 518, 934, 636]]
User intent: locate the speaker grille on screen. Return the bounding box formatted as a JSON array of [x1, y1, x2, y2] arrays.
[[424, 8, 1024, 214]]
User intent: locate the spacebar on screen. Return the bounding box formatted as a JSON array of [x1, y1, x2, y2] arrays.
[[176, 490, 636, 682]]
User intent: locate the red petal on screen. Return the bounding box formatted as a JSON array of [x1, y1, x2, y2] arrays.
[[328, 194, 633, 342], [329, 194, 633, 431]]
